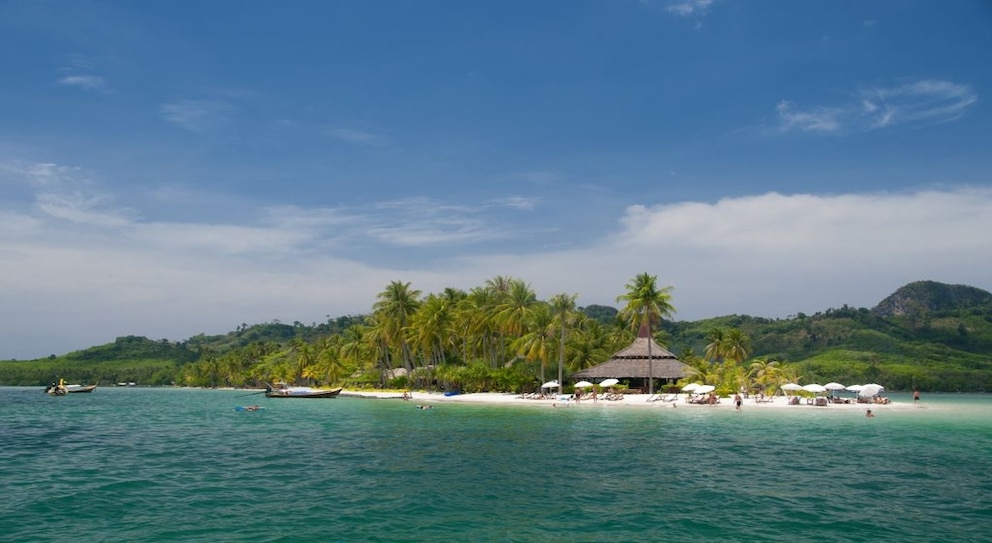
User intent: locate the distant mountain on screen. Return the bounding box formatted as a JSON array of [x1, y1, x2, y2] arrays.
[[872, 280, 992, 317], [4, 280, 991, 391]]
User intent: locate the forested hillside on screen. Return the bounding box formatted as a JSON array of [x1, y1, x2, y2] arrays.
[[3, 280, 990, 391]]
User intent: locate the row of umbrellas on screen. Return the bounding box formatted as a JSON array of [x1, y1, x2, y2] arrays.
[[541, 378, 621, 390], [781, 382, 884, 397], [541, 379, 885, 398]]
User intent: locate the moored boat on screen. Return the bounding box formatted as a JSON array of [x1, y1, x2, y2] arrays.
[[46, 379, 97, 395], [65, 384, 97, 393], [264, 383, 343, 398]]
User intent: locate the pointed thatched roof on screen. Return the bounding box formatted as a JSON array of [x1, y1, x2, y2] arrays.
[[572, 325, 689, 380]]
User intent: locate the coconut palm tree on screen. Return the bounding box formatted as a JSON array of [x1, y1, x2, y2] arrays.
[[373, 280, 422, 382], [512, 302, 555, 383], [723, 328, 750, 366], [704, 328, 726, 363], [616, 273, 675, 395], [493, 278, 539, 365], [549, 292, 578, 392], [747, 358, 781, 396]]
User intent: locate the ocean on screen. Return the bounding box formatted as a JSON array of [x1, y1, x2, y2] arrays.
[[1, 387, 990, 542]]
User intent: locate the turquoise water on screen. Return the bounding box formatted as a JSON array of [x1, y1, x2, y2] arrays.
[[2, 388, 990, 542]]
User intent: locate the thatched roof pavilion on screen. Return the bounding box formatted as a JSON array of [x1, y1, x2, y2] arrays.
[[572, 326, 689, 382]]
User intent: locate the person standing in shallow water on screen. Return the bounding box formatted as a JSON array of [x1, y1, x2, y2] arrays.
[[914, 390, 920, 403], [734, 393, 742, 411]]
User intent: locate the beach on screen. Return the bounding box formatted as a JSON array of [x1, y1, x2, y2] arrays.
[[345, 389, 912, 412]]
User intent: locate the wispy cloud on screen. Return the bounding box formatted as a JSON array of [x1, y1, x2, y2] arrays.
[[159, 99, 234, 132], [664, 0, 714, 17], [776, 101, 843, 133], [56, 55, 110, 93], [58, 74, 108, 92], [326, 126, 383, 145], [366, 197, 503, 246], [859, 80, 978, 128], [489, 196, 538, 210], [774, 79, 977, 134], [4, 161, 132, 227]]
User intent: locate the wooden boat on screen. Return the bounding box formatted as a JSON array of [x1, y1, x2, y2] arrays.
[[264, 384, 343, 399], [65, 384, 97, 393], [46, 379, 97, 395]]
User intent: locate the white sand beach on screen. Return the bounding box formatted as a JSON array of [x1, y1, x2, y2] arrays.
[[342, 390, 912, 412]]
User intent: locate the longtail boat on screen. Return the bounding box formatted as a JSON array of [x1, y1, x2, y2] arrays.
[[264, 383, 343, 399]]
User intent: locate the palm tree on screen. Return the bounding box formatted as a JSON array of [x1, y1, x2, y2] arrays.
[[549, 292, 578, 391], [723, 328, 750, 366], [373, 280, 422, 383], [616, 272, 675, 395], [512, 302, 555, 383], [494, 278, 539, 365], [747, 358, 781, 396], [704, 328, 726, 363]]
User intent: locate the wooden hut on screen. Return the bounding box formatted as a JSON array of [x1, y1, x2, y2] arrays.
[[572, 325, 688, 392]]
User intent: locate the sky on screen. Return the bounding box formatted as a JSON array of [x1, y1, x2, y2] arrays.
[[2, 0, 991, 359]]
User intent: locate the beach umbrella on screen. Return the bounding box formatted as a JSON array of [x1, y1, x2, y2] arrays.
[[694, 384, 715, 394], [574, 381, 593, 388], [859, 384, 884, 397], [824, 382, 845, 398], [781, 383, 803, 393], [541, 380, 560, 389], [846, 384, 864, 392], [802, 383, 827, 394], [823, 382, 845, 398], [599, 378, 619, 388], [681, 383, 701, 392]]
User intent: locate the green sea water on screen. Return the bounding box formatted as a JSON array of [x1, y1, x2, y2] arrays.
[[1, 387, 990, 543]]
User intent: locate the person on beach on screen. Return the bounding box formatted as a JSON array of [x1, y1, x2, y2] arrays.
[[402, 391, 411, 401], [866, 409, 874, 418], [734, 393, 743, 411], [913, 390, 920, 403]]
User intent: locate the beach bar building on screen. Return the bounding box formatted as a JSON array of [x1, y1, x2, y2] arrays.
[[572, 326, 689, 393]]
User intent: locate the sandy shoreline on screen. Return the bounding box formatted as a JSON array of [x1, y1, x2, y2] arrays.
[[340, 390, 911, 411]]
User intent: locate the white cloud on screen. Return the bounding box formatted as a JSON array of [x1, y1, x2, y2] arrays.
[[776, 101, 842, 133], [326, 126, 382, 145], [58, 74, 107, 91], [775, 79, 977, 134], [2, 164, 990, 359], [664, 0, 714, 17], [159, 99, 234, 132], [490, 196, 538, 210]]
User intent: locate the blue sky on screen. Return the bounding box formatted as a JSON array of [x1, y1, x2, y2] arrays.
[[2, 0, 991, 359]]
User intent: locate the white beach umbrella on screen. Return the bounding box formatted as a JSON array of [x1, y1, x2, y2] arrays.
[[541, 380, 560, 389], [846, 384, 864, 392], [781, 383, 803, 392], [694, 385, 716, 394], [574, 381, 594, 388], [859, 384, 884, 397], [823, 382, 846, 397], [599, 378, 619, 388], [681, 383, 701, 392], [802, 383, 827, 394]]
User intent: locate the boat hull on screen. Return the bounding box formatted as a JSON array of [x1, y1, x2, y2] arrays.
[[66, 385, 97, 393], [265, 387, 343, 399]]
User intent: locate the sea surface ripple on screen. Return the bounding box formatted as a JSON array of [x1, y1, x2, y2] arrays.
[[1, 388, 989, 542]]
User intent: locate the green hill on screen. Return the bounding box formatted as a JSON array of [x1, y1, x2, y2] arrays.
[[2, 281, 990, 391], [662, 281, 992, 391]]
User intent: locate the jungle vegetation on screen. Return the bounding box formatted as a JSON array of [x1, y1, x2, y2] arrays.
[[2, 278, 990, 392]]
